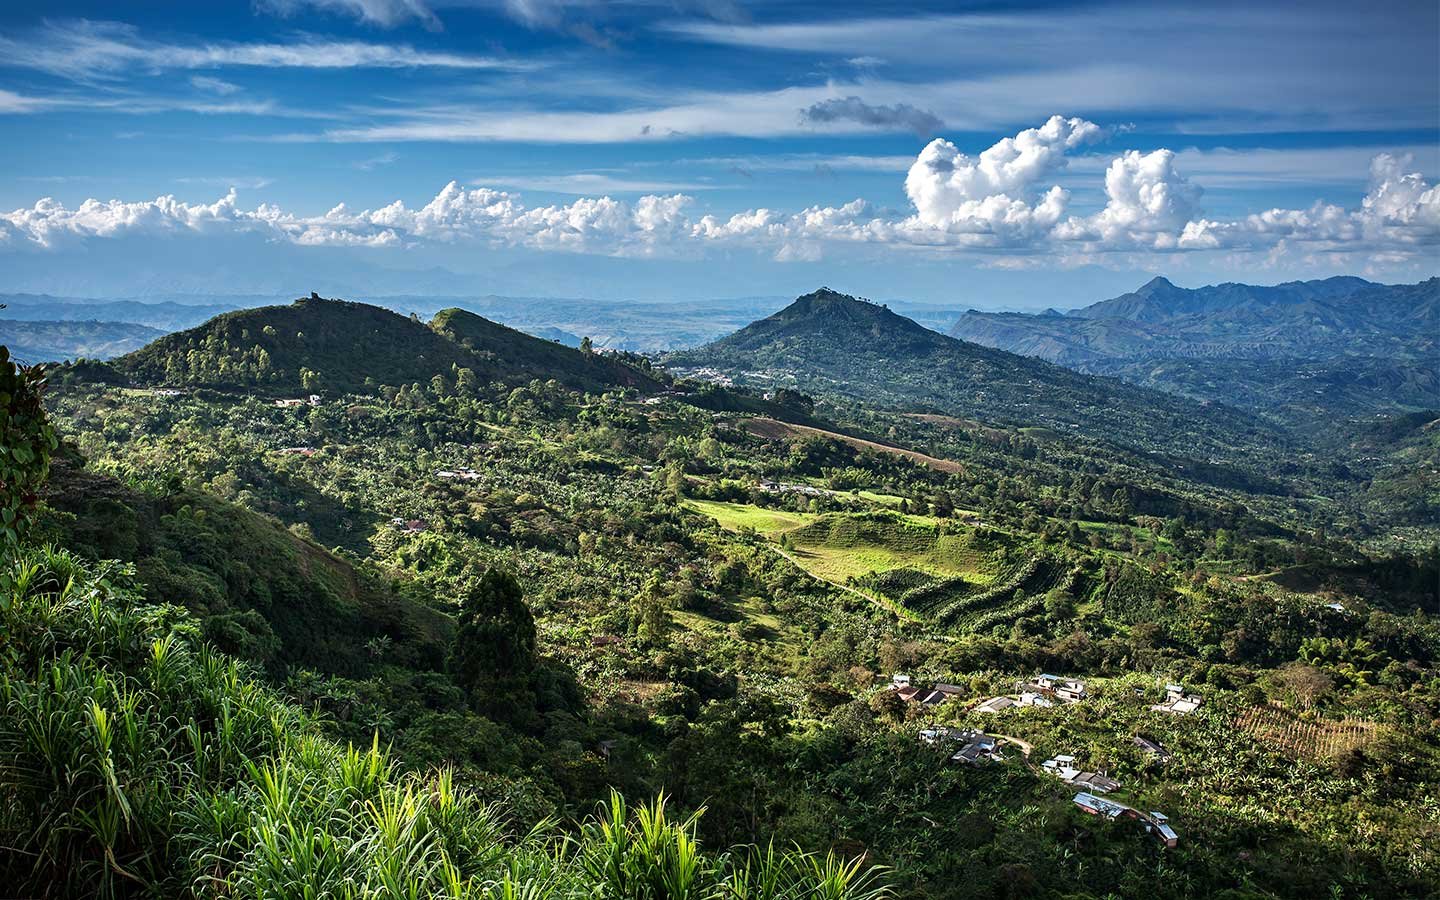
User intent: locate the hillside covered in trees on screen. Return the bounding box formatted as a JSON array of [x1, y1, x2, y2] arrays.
[[107, 293, 662, 396], [5, 288, 1439, 897], [665, 288, 1289, 472]]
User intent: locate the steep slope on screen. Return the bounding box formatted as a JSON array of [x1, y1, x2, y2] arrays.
[[39, 458, 451, 676], [105, 294, 659, 395], [431, 307, 662, 391], [666, 288, 1287, 474]]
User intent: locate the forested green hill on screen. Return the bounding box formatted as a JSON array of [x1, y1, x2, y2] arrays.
[[107, 293, 660, 396], [667, 288, 1292, 484], [431, 306, 662, 392]]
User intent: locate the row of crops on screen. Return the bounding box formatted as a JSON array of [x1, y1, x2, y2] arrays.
[[895, 553, 1073, 630]]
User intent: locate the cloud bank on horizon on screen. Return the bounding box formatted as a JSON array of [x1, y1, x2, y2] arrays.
[[6, 116, 1436, 268], [0, 0, 1436, 299]]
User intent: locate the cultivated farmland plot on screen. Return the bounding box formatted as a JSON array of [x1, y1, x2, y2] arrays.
[[1237, 702, 1379, 759]]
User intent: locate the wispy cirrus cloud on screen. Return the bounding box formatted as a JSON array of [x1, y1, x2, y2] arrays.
[[278, 51, 1429, 147], [471, 172, 718, 194], [189, 75, 242, 95], [660, 4, 1438, 133], [0, 88, 51, 114], [354, 152, 401, 171], [0, 87, 339, 120], [0, 19, 532, 82], [255, 0, 443, 31]]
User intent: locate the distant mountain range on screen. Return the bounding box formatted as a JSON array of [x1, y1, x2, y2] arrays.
[[949, 276, 1439, 427], [951, 276, 1436, 364], [1, 293, 242, 331], [0, 319, 166, 363]]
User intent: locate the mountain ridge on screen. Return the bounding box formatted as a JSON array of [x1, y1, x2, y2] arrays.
[[947, 276, 1440, 427], [102, 293, 661, 395], [666, 287, 1290, 480]]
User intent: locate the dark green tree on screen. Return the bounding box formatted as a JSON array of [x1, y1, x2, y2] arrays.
[[448, 568, 538, 723], [0, 345, 58, 551]]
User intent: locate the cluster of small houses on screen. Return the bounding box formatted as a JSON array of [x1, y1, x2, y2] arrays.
[[889, 672, 1199, 848], [758, 479, 833, 498], [146, 388, 322, 410]]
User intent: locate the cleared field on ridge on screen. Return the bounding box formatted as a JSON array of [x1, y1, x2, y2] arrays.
[[687, 501, 1005, 590], [683, 499, 816, 534]]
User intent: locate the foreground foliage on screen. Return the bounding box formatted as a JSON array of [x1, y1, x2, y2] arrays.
[[0, 545, 888, 899]]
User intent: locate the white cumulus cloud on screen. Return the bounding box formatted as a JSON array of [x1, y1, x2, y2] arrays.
[[1055, 149, 1203, 249], [902, 115, 1103, 243], [3, 118, 1437, 270]]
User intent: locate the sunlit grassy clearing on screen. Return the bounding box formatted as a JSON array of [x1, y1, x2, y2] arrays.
[[684, 499, 816, 534], [687, 502, 1002, 587]]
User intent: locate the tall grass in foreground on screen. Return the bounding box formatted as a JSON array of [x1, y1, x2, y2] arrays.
[[0, 545, 889, 899]]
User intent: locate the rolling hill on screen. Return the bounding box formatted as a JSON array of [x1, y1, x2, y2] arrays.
[[665, 287, 1289, 476], [430, 306, 661, 391], [103, 293, 661, 395]]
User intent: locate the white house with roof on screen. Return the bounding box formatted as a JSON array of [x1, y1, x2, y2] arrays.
[[919, 727, 1003, 765], [1021, 674, 1086, 703], [1151, 683, 1203, 714]]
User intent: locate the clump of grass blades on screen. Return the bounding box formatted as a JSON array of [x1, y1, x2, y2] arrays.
[[0, 545, 889, 899]]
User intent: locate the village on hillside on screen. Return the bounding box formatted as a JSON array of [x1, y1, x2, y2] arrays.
[[888, 670, 1201, 848]]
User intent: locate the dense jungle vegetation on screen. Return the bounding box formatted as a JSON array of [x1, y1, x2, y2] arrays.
[[4, 295, 1439, 898]]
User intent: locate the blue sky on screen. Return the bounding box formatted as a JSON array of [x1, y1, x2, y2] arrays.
[[0, 0, 1436, 306]]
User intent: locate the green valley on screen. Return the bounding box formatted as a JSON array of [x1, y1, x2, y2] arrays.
[[3, 290, 1438, 899]]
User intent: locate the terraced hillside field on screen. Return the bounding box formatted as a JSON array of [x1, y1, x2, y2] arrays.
[[682, 499, 818, 534], [890, 553, 1079, 631], [687, 504, 1082, 633]]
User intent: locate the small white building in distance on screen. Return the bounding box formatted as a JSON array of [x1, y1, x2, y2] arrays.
[[1151, 683, 1203, 714], [436, 467, 483, 481], [275, 395, 321, 408]]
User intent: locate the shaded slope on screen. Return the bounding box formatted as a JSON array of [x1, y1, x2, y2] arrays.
[[431, 307, 662, 391], [667, 288, 1287, 473], [40, 459, 451, 676], [107, 294, 660, 395]]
